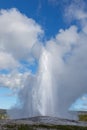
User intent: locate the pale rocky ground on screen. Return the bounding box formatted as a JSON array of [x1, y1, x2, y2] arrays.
[[0, 116, 87, 130]]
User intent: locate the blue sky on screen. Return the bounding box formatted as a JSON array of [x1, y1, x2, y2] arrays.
[[0, 87, 17, 109], [0, 0, 87, 112], [0, 0, 70, 39]]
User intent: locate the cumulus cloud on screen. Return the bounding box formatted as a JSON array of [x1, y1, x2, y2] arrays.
[[0, 8, 43, 60], [0, 51, 19, 69], [65, 0, 87, 22], [0, 8, 43, 89], [0, 71, 30, 89]]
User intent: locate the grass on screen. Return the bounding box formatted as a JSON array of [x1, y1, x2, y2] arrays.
[[5, 124, 87, 130], [0, 109, 8, 119], [79, 114, 87, 121], [0, 113, 8, 119], [18, 124, 87, 130]]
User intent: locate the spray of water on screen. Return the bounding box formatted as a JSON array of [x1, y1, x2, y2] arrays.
[[8, 24, 87, 119], [8, 1, 87, 119], [34, 48, 55, 116]]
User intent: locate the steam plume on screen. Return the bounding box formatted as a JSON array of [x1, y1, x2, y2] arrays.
[[9, 23, 87, 119]]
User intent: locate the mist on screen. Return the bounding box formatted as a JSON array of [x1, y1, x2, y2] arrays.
[[8, 23, 87, 119]]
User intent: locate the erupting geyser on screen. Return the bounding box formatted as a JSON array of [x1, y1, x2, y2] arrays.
[[8, 26, 87, 120], [8, 48, 58, 118], [34, 48, 55, 116]]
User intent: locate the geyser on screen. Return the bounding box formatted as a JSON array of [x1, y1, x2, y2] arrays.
[[34, 48, 54, 116], [8, 48, 57, 118], [8, 8, 87, 119], [8, 25, 87, 119]]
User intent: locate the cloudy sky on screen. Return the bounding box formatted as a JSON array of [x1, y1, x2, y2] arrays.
[[0, 0, 87, 113]]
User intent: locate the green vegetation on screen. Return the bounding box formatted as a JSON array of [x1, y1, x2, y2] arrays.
[[0, 109, 8, 119], [18, 124, 87, 130], [0, 113, 8, 119], [4, 124, 87, 130], [79, 114, 87, 121]]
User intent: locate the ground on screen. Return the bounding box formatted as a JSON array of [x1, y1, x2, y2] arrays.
[[0, 116, 87, 130]]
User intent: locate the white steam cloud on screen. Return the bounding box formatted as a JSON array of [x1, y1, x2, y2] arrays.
[[9, 24, 87, 119]]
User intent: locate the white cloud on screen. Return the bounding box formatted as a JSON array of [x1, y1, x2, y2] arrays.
[[46, 25, 79, 60], [0, 71, 30, 89], [66, 6, 87, 20], [81, 96, 87, 101], [0, 8, 43, 89], [0, 51, 19, 69], [65, 0, 87, 22], [0, 8, 43, 60]]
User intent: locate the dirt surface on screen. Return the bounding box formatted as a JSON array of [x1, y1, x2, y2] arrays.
[[0, 116, 87, 130]]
